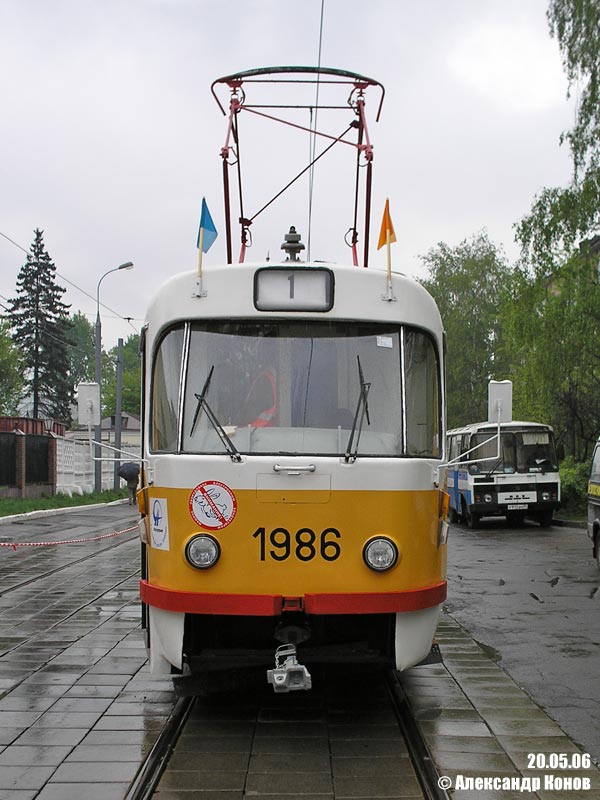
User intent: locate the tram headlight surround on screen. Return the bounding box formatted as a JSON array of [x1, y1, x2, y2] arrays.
[[185, 534, 221, 570], [363, 537, 398, 572]]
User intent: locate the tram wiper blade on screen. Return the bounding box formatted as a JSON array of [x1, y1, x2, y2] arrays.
[[190, 366, 214, 437], [190, 366, 242, 463], [344, 355, 371, 463]]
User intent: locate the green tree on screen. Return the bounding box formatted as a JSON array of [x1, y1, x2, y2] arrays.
[[420, 231, 513, 428], [7, 229, 74, 422], [0, 320, 25, 414], [517, 0, 600, 267], [502, 247, 600, 460], [102, 334, 141, 418], [68, 311, 95, 387]]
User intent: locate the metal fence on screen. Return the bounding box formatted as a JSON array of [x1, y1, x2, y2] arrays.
[[25, 435, 49, 484], [0, 432, 140, 496], [0, 433, 16, 485]]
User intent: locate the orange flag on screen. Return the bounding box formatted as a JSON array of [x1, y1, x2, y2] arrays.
[[377, 198, 397, 250]]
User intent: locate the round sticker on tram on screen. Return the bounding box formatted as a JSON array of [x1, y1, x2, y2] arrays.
[[189, 481, 238, 530]]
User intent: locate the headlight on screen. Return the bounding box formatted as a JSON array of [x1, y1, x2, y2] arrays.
[[185, 535, 220, 569], [484, 494, 493, 503], [363, 537, 398, 572], [542, 491, 550, 501]]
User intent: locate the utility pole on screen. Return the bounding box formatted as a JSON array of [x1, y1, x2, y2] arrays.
[[113, 337, 123, 491]]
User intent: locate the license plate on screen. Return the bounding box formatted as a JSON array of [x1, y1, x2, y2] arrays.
[[508, 504, 528, 510], [499, 491, 536, 504]]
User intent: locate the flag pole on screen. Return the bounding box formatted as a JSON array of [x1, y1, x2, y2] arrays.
[[383, 228, 395, 301], [377, 198, 396, 301], [197, 227, 204, 280], [386, 228, 391, 284], [193, 197, 217, 298], [194, 226, 207, 298]]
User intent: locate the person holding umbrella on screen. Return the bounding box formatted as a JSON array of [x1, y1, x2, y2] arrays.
[[118, 462, 140, 506]]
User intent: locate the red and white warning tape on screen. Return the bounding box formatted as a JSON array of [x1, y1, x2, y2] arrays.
[[0, 525, 138, 550]]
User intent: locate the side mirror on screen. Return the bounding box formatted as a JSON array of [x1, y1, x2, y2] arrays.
[[556, 443, 565, 461]]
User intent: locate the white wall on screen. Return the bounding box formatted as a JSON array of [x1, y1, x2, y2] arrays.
[[56, 436, 140, 495]]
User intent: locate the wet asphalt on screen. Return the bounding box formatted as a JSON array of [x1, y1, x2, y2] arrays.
[[444, 517, 600, 764]]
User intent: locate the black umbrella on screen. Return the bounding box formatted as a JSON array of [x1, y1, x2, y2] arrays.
[[118, 462, 139, 481]]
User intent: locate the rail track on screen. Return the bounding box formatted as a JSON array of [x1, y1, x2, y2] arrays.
[[126, 668, 450, 800], [0, 510, 141, 671], [0, 514, 138, 596]]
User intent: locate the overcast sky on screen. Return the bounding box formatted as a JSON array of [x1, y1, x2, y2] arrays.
[[0, 0, 575, 347]]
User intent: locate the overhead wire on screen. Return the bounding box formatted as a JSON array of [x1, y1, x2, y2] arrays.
[[307, 0, 325, 262], [0, 289, 140, 352], [0, 229, 137, 327], [1, 298, 136, 365]]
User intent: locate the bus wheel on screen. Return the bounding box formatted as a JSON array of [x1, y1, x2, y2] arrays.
[[595, 532, 600, 572], [466, 511, 480, 529], [538, 510, 553, 528], [462, 499, 479, 529]]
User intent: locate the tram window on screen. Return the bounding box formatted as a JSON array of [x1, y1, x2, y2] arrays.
[[151, 325, 184, 452], [177, 320, 440, 458], [404, 330, 440, 457]]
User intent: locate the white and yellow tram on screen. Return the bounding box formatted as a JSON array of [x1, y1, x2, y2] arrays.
[[137, 68, 449, 690]]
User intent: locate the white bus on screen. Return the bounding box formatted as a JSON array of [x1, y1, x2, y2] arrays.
[[446, 421, 560, 528]]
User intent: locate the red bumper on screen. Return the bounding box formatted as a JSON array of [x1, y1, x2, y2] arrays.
[[139, 580, 447, 616]]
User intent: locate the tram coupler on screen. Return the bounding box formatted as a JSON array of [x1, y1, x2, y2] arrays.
[[267, 643, 312, 692]]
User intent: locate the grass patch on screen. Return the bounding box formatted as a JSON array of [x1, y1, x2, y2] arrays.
[[0, 489, 128, 518]]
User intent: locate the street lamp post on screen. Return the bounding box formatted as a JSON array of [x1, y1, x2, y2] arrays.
[[94, 261, 134, 493]]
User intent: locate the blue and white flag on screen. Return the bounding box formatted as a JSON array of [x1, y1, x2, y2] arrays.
[[197, 198, 218, 253]]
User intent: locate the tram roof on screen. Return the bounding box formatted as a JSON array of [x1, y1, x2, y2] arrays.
[[143, 261, 444, 340], [447, 420, 555, 436]]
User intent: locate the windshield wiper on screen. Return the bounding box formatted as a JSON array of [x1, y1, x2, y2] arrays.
[[344, 355, 371, 462], [190, 366, 242, 462], [485, 457, 504, 478]]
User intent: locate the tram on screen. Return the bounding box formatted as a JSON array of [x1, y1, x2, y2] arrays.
[[137, 68, 449, 691]]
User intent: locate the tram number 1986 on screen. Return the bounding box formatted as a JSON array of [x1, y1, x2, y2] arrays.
[[252, 527, 341, 562]]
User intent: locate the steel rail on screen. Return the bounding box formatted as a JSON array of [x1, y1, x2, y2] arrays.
[[125, 696, 195, 800], [386, 670, 452, 800], [0, 532, 138, 596], [125, 669, 451, 800]]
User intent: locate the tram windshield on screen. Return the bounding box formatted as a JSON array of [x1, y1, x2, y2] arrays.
[[152, 320, 441, 458], [469, 429, 558, 474]]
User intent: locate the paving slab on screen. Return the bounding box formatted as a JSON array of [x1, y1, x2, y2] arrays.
[[1, 505, 599, 799]]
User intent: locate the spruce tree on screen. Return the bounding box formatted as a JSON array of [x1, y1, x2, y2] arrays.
[[8, 229, 74, 422]]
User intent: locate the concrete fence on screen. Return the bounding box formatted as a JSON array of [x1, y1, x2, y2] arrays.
[[0, 430, 141, 499]]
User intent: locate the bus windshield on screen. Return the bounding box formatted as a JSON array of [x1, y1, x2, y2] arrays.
[[469, 429, 558, 474], [151, 320, 441, 458]]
